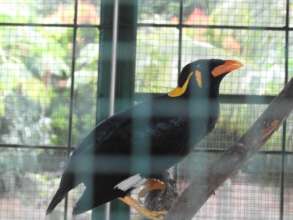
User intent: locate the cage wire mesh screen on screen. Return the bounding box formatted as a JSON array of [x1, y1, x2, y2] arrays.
[[0, 0, 292, 220]]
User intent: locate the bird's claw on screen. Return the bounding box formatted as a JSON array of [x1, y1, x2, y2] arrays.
[[143, 210, 167, 220], [119, 196, 166, 220], [138, 179, 166, 198]]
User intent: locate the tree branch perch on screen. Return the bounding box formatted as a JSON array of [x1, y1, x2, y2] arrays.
[[166, 78, 293, 220]]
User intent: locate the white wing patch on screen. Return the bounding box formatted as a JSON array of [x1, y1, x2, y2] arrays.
[[114, 174, 147, 192]]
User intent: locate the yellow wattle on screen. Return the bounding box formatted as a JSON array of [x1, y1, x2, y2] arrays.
[[168, 73, 193, 97], [195, 70, 203, 88]]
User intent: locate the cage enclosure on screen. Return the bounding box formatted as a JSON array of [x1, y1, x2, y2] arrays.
[[0, 0, 292, 220]]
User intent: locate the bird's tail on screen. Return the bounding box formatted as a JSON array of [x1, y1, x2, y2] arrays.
[[72, 186, 115, 215], [46, 187, 67, 215], [72, 187, 92, 215], [46, 172, 78, 215]]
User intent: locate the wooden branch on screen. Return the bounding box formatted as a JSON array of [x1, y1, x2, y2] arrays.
[[166, 78, 293, 220]]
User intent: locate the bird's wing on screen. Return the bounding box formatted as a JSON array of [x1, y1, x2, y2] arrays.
[[47, 95, 188, 214], [71, 112, 132, 157], [70, 94, 164, 158]]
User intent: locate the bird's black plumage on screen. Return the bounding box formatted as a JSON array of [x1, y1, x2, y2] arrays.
[[46, 59, 242, 215]]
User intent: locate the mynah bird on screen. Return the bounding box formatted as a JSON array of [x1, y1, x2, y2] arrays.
[[46, 59, 243, 219]]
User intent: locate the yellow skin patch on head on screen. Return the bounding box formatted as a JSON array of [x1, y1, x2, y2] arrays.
[[168, 72, 193, 97], [195, 70, 203, 88], [168, 70, 203, 97]]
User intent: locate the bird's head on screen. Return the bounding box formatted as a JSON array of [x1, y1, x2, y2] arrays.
[[168, 59, 243, 98]]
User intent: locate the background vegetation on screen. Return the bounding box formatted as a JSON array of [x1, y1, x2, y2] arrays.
[[0, 0, 291, 219]]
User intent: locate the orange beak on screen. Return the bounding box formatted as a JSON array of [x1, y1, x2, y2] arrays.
[[211, 60, 243, 77]]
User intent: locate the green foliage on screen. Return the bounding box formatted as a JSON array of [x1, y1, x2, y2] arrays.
[[0, 0, 287, 201], [0, 3, 99, 147], [138, 0, 179, 20], [49, 98, 70, 145], [0, 0, 35, 23], [49, 81, 97, 146], [0, 149, 37, 174], [138, 0, 213, 20], [136, 28, 178, 93], [0, 0, 284, 150]]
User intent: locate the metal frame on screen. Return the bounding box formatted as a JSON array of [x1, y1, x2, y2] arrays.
[[95, 0, 137, 219], [280, 1, 290, 219], [0, 0, 291, 220]]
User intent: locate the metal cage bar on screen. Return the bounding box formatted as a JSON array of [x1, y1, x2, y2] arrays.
[[65, 0, 79, 219], [280, 0, 290, 219]]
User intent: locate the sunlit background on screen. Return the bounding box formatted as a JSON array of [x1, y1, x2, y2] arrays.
[[0, 0, 292, 220]]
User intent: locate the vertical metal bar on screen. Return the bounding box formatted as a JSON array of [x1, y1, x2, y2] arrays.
[[285, 0, 290, 85], [108, 0, 120, 117], [65, 0, 79, 220], [175, 0, 184, 187], [105, 0, 120, 219], [177, 0, 184, 75], [280, 1, 290, 220]]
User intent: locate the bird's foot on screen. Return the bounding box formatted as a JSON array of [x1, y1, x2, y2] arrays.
[[119, 196, 166, 220], [138, 178, 166, 198], [140, 209, 167, 220]]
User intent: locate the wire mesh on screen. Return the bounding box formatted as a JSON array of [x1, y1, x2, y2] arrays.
[[136, 3, 286, 96], [182, 29, 285, 95], [177, 151, 282, 220], [71, 27, 100, 146], [288, 32, 293, 81], [0, 1, 100, 219], [287, 114, 293, 152], [0, 148, 67, 220], [135, 27, 179, 93], [137, 0, 180, 25], [193, 158, 280, 219], [284, 153, 293, 220], [134, 1, 290, 220], [77, 0, 100, 25], [0, 0, 75, 24], [193, 103, 282, 152], [0, 0, 292, 220], [0, 26, 73, 146], [182, 0, 286, 27]]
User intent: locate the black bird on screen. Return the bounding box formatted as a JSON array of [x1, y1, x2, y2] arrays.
[[46, 59, 242, 219]]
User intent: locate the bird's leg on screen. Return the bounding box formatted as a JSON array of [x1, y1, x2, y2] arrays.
[[119, 196, 166, 220], [138, 179, 166, 198]]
